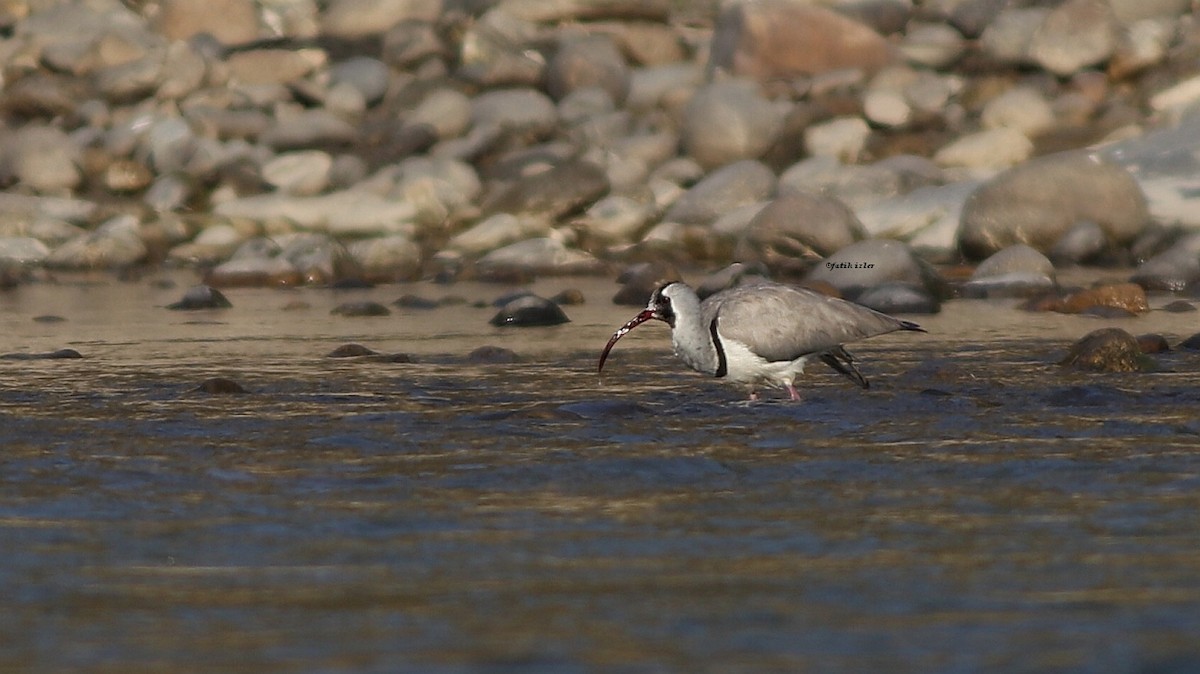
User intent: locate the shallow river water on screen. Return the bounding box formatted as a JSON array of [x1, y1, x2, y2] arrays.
[[2, 272, 1200, 673]]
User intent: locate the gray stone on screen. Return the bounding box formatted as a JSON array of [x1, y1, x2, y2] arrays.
[[330, 57, 390, 106], [1029, 0, 1118, 76], [545, 35, 630, 104], [963, 243, 1056, 298], [381, 20, 445, 68], [856, 282, 940, 315], [260, 109, 359, 150], [1049, 220, 1108, 264], [214, 189, 419, 236], [168, 284, 232, 310], [155, 0, 261, 45], [476, 236, 602, 276], [934, 128, 1033, 170], [319, 0, 441, 39], [0, 237, 51, 265], [804, 117, 871, 163], [664, 160, 776, 227], [347, 235, 423, 282], [577, 195, 654, 246], [899, 21, 966, 69], [682, 79, 785, 170], [262, 150, 333, 195], [496, 0, 669, 22], [1130, 233, 1200, 291], [407, 88, 473, 140], [45, 215, 148, 269], [448, 213, 550, 256], [2, 125, 82, 192], [980, 86, 1055, 137], [735, 193, 867, 275], [805, 238, 928, 298], [958, 152, 1149, 259], [481, 159, 609, 221], [980, 7, 1049, 65], [470, 88, 558, 138], [489, 294, 569, 327], [457, 9, 545, 87]]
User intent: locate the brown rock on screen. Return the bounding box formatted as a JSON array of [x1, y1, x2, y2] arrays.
[[1060, 327, 1155, 372], [155, 0, 261, 46], [1060, 282, 1148, 315], [1136, 334, 1170, 354], [709, 1, 895, 81]]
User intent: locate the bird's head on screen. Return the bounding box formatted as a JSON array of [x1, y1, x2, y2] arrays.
[[598, 282, 687, 373]]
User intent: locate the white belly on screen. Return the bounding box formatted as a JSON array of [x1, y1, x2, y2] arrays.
[[719, 337, 811, 389]]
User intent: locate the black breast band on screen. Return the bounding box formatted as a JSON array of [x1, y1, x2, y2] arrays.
[[709, 317, 727, 378]]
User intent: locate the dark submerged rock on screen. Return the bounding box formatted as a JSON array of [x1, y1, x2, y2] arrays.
[[612, 261, 679, 306], [194, 377, 247, 394], [549, 288, 585, 305], [1059, 328, 1156, 372], [392, 294, 440, 309], [1180, 333, 1200, 351], [489, 294, 570, 327], [167, 284, 232, 310], [0, 348, 83, 360], [1162, 300, 1196, 313], [467, 345, 520, 363], [330, 301, 391, 317], [1137, 334, 1170, 354], [327, 343, 379, 358], [855, 282, 941, 315]]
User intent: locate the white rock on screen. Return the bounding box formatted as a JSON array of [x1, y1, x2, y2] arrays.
[[934, 128, 1033, 170], [981, 86, 1055, 137], [262, 150, 333, 195], [804, 117, 871, 163], [447, 213, 549, 256]]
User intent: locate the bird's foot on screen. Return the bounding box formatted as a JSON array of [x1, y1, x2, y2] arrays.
[[747, 390, 760, 402], [786, 384, 802, 402]]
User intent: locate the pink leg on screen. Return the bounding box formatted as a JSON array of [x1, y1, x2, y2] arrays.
[[786, 384, 802, 401], [748, 390, 760, 401]]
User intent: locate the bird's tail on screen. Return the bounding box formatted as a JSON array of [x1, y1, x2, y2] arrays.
[[820, 347, 869, 389]]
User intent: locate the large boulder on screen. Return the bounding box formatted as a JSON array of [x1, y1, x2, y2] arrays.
[[957, 152, 1149, 260]]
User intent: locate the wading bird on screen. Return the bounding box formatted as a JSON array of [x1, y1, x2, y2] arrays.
[[598, 281, 925, 400]]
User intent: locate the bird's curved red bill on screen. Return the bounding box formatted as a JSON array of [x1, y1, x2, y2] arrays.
[[597, 310, 654, 373]]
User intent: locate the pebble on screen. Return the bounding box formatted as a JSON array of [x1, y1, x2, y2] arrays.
[[193, 377, 248, 394], [682, 79, 785, 170], [735, 193, 867, 276], [806, 239, 932, 300], [466, 345, 520, 363], [331, 301, 391, 317], [664, 160, 776, 227]]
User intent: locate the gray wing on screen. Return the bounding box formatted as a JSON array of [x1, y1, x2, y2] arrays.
[[702, 282, 913, 363]]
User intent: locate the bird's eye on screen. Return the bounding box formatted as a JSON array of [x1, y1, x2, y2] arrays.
[[656, 295, 675, 325]]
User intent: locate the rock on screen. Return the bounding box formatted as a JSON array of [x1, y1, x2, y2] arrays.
[[1049, 220, 1108, 264], [261, 150, 333, 196], [1028, 0, 1119, 76], [329, 57, 390, 106], [214, 189, 418, 237], [260, 109, 359, 150], [1130, 233, 1200, 291], [734, 193, 867, 275], [961, 243, 1056, 298], [550, 288, 585, 305], [804, 117, 872, 163], [331, 301, 391, 317], [2, 125, 82, 192], [407, 88, 472, 140], [457, 8, 545, 87], [681, 79, 785, 170], [1060, 328, 1155, 372], [346, 235, 422, 283], [856, 282, 941, 315], [45, 215, 148, 269], [934, 128, 1033, 170], [489, 294, 570, 327], [612, 261, 679, 306], [958, 151, 1149, 259], [206, 239, 302, 287], [319, 0, 441, 39], [1180, 333, 1200, 350], [0, 237, 51, 265], [482, 159, 609, 221], [381, 19, 445, 68], [278, 233, 361, 285], [467, 345, 519, 363], [476, 237, 603, 277], [694, 262, 768, 300], [664, 160, 776, 227], [900, 21, 966, 69], [194, 377, 248, 394], [0, 348, 84, 360], [1109, 17, 1173, 79], [448, 213, 550, 257], [1137, 334, 1171, 354], [392, 294, 440, 309], [155, 0, 260, 45], [856, 180, 979, 256], [980, 86, 1055, 137], [545, 35, 630, 104], [0, 74, 83, 119], [327, 343, 379, 357], [980, 7, 1050, 65], [470, 88, 558, 139], [806, 239, 930, 299], [576, 195, 654, 246], [167, 284, 232, 310], [496, 0, 669, 22], [1061, 283, 1148, 315], [1161, 300, 1196, 313], [709, 0, 895, 81]]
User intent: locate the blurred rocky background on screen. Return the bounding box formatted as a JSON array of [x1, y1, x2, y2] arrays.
[[2, 0, 1200, 314]]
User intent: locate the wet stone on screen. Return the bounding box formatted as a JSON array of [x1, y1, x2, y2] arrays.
[[1059, 327, 1156, 372], [193, 377, 247, 394], [467, 345, 519, 363], [1162, 300, 1196, 313], [613, 261, 680, 306], [0, 348, 83, 360], [392, 294, 440, 309], [1180, 333, 1200, 350], [330, 301, 391, 317], [1137, 334, 1170, 354], [489, 294, 570, 327], [33, 315, 67, 323], [855, 282, 941, 315], [167, 284, 232, 310], [1060, 283, 1148, 315], [549, 288, 585, 305], [327, 343, 379, 358]]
